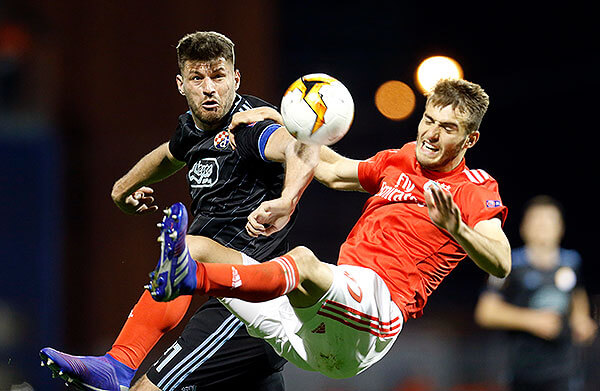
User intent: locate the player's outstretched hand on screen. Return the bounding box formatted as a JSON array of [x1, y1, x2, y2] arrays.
[[228, 107, 284, 149], [424, 184, 461, 235], [246, 197, 294, 237], [115, 186, 159, 215]]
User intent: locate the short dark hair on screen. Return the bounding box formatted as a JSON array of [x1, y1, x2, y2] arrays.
[[176, 31, 235, 72], [523, 195, 565, 220], [427, 79, 489, 134]]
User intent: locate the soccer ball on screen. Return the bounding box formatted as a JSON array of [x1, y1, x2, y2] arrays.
[[281, 73, 354, 145]]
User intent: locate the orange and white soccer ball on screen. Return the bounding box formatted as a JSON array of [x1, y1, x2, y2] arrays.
[[281, 73, 354, 145]]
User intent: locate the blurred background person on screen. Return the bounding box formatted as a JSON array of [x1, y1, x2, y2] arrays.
[[475, 195, 597, 391]]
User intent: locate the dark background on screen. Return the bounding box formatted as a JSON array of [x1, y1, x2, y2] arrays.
[[1, 1, 598, 389]]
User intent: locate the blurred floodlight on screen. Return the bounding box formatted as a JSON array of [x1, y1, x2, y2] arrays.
[[415, 56, 463, 94], [375, 80, 416, 121]]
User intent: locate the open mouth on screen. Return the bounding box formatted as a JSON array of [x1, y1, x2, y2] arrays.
[[422, 140, 439, 153], [202, 99, 219, 110]]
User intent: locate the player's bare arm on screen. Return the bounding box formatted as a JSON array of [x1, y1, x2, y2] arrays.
[[111, 142, 185, 215], [227, 106, 363, 234], [226, 106, 362, 191], [228, 106, 283, 133], [314, 146, 364, 192], [425, 185, 511, 277], [246, 127, 319, 237], [225, 107, 319, 236]]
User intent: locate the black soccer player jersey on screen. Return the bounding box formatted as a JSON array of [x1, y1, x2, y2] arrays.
[[486, 247, 583, 382], [168, 94, 295, 261]]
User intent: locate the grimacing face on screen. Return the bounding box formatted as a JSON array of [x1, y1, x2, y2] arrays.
[[415, 102, 479, 172], [176, 57, 240, 130], [520, 205, 564, 248]]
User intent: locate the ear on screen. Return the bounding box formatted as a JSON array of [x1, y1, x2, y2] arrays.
[[465, 131, 480, 149], [234, 69, 241, 91], [176, 74, 185, 95]]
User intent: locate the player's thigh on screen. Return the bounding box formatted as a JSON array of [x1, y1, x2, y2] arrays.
[[186, 235, 243, 264]]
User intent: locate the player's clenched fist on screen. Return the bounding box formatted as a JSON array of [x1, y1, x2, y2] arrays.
[[246, 197, 294, 238]]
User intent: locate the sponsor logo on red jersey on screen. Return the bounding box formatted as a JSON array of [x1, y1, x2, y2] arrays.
[[375, 173, 451, 207]]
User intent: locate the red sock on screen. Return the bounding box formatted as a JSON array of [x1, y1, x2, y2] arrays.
[[107, 290, 191, 369], [195, 255, 299, 302]]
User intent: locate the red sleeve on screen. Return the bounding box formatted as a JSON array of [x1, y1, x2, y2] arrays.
[[358, 150, 390, 194], [457, 181, 508, 228]]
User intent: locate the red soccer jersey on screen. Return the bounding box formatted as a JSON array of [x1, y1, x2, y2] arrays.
[[337, 142, 508, 321]]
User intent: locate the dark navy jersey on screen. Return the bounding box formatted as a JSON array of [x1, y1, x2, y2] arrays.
[[169, 94, 295, 260], [485, 247, 583, 381]]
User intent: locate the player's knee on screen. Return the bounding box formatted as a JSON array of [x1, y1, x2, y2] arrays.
[[288, 245, 317, 264], [286, 246, 333, 304], [287, 246, 322, 280]]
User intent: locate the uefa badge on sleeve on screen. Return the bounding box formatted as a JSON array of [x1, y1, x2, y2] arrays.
[[213, 131, 230, 150], [485, 200, 502, 208]]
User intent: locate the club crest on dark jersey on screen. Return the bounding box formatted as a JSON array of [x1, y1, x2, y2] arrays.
[[213, 131, 230, 150]]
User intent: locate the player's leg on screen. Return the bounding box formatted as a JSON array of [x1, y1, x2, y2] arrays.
[[283, 245, 333, 308], [188, 245, 334, 306], [40, 205, 243, 390], [187, 234, 244, 265], [130, 374, 158, 391], [223, 264, 403, 378], [109, 235, 241, 370], [108, 292, 191, 369], [148, 203, 333, 308], [134, 299, 287, 391], [40, 289, 191, 390]]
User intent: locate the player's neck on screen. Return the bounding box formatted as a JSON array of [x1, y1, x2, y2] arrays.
[[420, 157, 466, 178], [191, 115, 227, 133], [525, 245, 560, 270]]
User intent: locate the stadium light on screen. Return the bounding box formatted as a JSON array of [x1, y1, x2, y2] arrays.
[[415, 56, 463, 94], [374, 80, 416, 121]]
